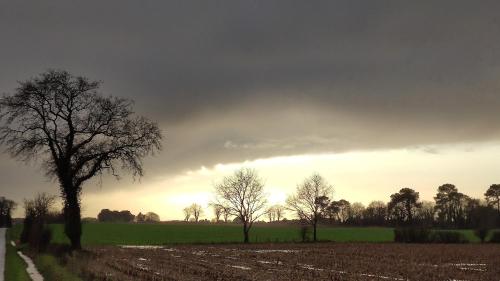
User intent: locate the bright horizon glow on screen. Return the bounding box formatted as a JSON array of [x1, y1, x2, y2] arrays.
[[56, 141, 500, 221]]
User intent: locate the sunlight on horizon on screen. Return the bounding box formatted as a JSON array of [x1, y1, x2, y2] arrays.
[[74, 142, 500, 221]]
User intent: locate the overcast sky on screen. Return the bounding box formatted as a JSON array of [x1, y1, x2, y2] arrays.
[[2, 1, 500, 219]]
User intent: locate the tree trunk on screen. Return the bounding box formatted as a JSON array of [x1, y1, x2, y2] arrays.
[[6, 209, 12, 227], [313, 221, 317, 242], [64, 186, 82, 250], [243, 222, 249, 243], [406, 202, 413, 225]]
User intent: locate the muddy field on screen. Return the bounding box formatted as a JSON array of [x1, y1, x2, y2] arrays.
[[73, 243, 500, 281]]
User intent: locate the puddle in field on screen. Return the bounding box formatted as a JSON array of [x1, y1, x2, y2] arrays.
[[192, 250, 206, 256], [422, 263, 488, 272], [359, 273, 406, 280], [296, 263, 406, 281], [120, 245, 163, 249], [459, 267, 486, 272], [298, 263, 324, 271], [258, 260, 283, 265], [229, 265, 252, 270], [250, 249, 299, 253]]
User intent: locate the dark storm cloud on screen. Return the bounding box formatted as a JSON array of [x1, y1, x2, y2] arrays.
[[2, 1, 500, 200]]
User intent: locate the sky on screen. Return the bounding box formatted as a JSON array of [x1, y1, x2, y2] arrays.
[[1, 1, 500, 220]]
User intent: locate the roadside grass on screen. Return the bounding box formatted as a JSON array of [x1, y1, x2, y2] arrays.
[[34, 254, 82, 281], [4, 229, 30, 281]]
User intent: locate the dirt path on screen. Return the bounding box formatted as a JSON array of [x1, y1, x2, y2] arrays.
[[0, 228, 5, 281]]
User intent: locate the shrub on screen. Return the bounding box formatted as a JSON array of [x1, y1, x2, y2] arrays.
[[430, 231, 468, 243], [394, 227, 431, 243], [474, 228, 490, 243], [39, 227, 53, 252], [21, 193, 56, 252], [299, 226, 311, 242], [489, 231, 500, 243], [20, 216, 33, 244]]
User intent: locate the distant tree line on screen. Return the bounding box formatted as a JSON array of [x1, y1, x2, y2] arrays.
[[202, 169, 500, 243], [97, 209, 135, 222], [96, 209, 160, 223], [316, 184, 500, 230]]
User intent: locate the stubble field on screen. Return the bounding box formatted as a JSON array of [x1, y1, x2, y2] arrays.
[[69, 243, 500, 281]]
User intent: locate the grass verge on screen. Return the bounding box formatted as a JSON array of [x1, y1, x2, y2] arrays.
[[34, 254, 82, 281], [4, 229, 30, 281]]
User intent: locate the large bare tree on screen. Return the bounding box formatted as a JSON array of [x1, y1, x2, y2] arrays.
[[0, 70, 162, 249], [287, 173, 333, 241], [214, 168, 267, 243]]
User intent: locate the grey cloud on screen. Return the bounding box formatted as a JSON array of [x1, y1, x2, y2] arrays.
[[2, 1, 500, 201]]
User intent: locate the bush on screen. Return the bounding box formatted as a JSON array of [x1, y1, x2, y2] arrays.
[[474, 228, 490, 243], [299, 226, 311, 242], [21, 193, 56, 252], [20, 216, 33, 244], [394, 227, 431, 243], [489, 231, 500, 243], [39, 227, 53, 252], [430, 231, 468, 243]]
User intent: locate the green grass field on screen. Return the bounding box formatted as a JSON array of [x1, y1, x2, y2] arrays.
[[9, 223, 482, 245]]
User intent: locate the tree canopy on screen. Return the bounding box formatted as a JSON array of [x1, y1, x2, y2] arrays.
[[0, 70, 162, 249], [214, 168, 267, 243]]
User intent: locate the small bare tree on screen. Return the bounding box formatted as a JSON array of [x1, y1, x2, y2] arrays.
[[287, 173, 333, 242], [265, 204, 285, 222], [266, 206, 276, 222], [274, 204, 286, 222], [182, 207, 192, 222], [221, 204, 231, 223], [0, 70, 162, 250], [190, 203, 203, 222], [21, 193, 56, 250], [209, 203, 223, 222], [214, 168, 267, 243]]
